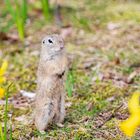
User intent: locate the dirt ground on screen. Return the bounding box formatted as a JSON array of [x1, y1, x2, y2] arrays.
[[0, 0, 140, 139]]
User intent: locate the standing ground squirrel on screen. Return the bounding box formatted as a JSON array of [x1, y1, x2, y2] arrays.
[[35, 34, 68, 131]]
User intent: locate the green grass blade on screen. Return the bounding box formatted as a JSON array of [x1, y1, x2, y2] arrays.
[[0, 123, 4, 140], [16, 19, 24, 41], [5, 0, 26, 41], [4, 84, 12, 140], [4, 90, 8, 140], [15, 0, 25, 41], [22, 0, 28, 22], [66, 71, 75, 97], [5, 0, 16, 21], [41, 0, 50, 20], [66, 81, 73, 97], [9, 124, 12, 140]]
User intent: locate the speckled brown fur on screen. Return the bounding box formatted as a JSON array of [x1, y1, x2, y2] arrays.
[[35, 34, 67, 131]]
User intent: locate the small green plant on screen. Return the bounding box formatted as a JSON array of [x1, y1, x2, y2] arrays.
[[66, 70, 75, 97], [0, 85, 12, 140], [41, 0, 50, 20], [5, 0, 28, 41], [0, 61, 12, 140]]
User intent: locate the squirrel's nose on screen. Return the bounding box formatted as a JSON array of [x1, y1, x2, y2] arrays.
[[60, 45, 64, 50]]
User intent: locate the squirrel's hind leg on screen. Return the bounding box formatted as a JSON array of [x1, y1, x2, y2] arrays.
[[35, 100, 55, 131], [53, 94, 65, 124], [55, 94, 65, 123]]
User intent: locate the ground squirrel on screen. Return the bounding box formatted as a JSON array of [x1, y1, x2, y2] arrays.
[[35, 34, 68, 131]]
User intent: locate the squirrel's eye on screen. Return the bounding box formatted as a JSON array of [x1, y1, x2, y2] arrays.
[[48, 39, 53, 44]]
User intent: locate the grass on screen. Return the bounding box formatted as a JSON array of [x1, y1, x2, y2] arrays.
[[5, 0, 28, 41], [61, 0, 140, 30], [0, 0, 140, 139], [0, 84, 12, 140], [65, 66, 76, 97], [41, 0, 50, 20]]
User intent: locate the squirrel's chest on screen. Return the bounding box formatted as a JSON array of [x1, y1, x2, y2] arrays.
[[36, 75, 64, 99], [40, 58, 65, 74]]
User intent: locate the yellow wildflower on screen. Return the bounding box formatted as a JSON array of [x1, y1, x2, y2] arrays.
[[0, 61, 8, 83], [0, 87, 5, 99], [0, 77, 6, 84], [0, 61, 8, 76], [119, 92, 140, 137]]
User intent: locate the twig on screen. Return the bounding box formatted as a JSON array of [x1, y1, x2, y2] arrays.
[[97, 104, 123, 128]]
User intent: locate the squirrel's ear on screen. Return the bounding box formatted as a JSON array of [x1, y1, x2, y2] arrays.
[[41, 39, 46, 46], [42, 40, 45, 44]]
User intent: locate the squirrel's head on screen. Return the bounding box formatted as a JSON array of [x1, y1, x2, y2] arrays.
[[41, 34, 64, 56]]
